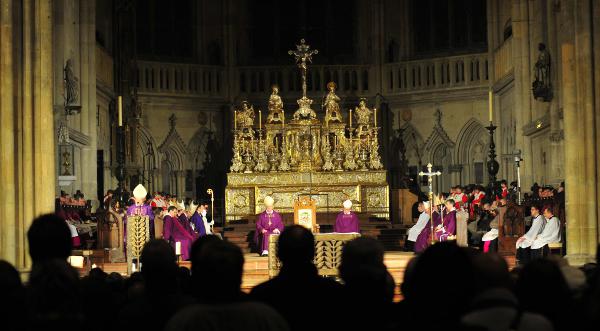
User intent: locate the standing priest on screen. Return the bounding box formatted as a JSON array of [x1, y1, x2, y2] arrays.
[[126, 184, 155, 243], [334, 199, 360, 233], [255, 196, 284, 256]]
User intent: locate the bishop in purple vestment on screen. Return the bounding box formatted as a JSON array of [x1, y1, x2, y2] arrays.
[[414, 209, 442, 253], [255, 196, 284, 256], [124, 185, 155, 251], [435, 200, 457, 242], [163, 206, 196, 260], [334, 200, 360, 233]]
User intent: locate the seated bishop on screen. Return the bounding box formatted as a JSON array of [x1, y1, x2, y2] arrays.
[[334, 200, 360, 233], [435, 199, 457, 242], [255, 196, 284, 256]]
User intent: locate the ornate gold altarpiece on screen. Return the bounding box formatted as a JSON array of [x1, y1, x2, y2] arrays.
[[225, 40, 388, 221]]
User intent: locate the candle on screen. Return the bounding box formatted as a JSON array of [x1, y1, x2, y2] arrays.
[[259, 110, 262, 131], [234, 110, 237, 130], [349, 109, 352, 127], [118, 96, 123, 127], [175, 241, 181, 255], [91, 263, 97, 269], [326, 109, 329, 128], [488, 90, 493, 122], [275, 136, 279, 149], [374, 108, 377, 127], [282, 110, 285, 128], [131, 263, 136, 272]]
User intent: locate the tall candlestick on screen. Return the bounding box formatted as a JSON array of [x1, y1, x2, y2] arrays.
[[488, 90, 493, 122], [374, 108, 377, 127], [349, 109, 352, 127], [118, 96, 123, 127], [234, 110, 237, 130], [259, 110, 262, 131]]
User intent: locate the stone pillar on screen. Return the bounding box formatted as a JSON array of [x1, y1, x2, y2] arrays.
[[0, 0, 56, 269], [562, 0, 598, 265]]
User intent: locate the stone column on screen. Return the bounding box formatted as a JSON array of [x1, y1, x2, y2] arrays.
[[562, 0, 598, 265], [0, 0, 18, 266], [0, 0, 56, 269]]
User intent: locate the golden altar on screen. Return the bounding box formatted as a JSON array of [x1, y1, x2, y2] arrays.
[[225, 40, 388, 221]]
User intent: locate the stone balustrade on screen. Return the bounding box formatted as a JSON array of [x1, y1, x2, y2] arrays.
[[383, 53, 489, 93], [235, 64, 373, 96], [135, 53, 491, 98], [494, 37, 513, 83], [136, 61, 226, 97]]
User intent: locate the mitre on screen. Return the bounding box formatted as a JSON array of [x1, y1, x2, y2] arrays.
[[264, 196, 274, 207], [133, 184, 147, 200]]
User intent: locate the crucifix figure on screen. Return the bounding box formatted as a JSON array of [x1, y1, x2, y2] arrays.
[[419, 163, 442, 244], [288, 39, 318, 99]]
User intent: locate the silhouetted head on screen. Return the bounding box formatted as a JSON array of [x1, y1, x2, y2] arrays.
[[140, 239, 178, 292], [472, 252, 511, 291], [340, 237, 393, 304], [0, 260, 22, 293], [277, 225, 314, 266], [410, 242, 475, 320], [28, 214, 72, 264], [191, 239, 244, 303]]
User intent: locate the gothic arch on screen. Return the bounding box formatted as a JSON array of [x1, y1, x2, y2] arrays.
[[187, 127, 211, 171], [399, 123, 424, 166], [158, 118, 187, 172], [456, 118, 488, 184]]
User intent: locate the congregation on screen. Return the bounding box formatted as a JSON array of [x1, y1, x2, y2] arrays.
[[0, 212, 598, 331]]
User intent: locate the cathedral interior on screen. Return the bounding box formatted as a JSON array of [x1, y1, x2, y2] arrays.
[[1, 0, 599, 268]]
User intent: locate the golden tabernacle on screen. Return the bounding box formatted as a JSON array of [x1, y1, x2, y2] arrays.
[[225, 39, 388, 221]]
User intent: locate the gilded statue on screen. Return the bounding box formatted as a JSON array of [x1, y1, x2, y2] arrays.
[[354, 98, 372, 126], [267, 85, 284, 123], [236, 101, 255, 128], [324, 82, 343, 125]]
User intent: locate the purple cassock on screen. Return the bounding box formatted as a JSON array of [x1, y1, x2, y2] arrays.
[[414, 211, 442, 253], [255, 211, 284, 252], [125, 204, 155, 248], [163, 214, 196, 260], [435, 209, 457, 242], [334, 212, 360, 233], [190, 211, 207, 237]]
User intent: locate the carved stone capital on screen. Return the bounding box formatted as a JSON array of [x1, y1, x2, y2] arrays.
[[549, 130, 564, 142]]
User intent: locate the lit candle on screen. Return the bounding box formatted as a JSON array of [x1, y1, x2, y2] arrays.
[[118, 96, 123, 127], [234, 110, 237, 130], [488, 90, 493, 122], [131, 263, 136, 272], [259, 110, 262, 131], [175, 241, 181, 255], [349, 109, 352, 127], [91, 263, 97, 269], [282, 110, 285, 128], [374, 108, 377, 127]]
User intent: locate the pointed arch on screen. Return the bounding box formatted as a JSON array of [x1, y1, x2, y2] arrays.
[[399, 123, 424, 166], [158, 123, 187, 172], [187, 127, 211, 171], [455, 118, 489, 184]]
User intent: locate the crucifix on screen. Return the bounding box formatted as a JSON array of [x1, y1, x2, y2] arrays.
[[288, 39, 318, 98], [419, 163, 442, 244]]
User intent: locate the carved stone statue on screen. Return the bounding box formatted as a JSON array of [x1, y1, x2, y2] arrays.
[[324, 82, 342, 125], [267, 85, 284, 123], [63, 59, 79, 106], [532, 43, 552, 101]]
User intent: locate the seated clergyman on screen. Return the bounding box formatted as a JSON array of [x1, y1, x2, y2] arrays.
[[334, 200, 360, 233]]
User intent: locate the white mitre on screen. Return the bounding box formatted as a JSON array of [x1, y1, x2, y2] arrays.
[[177, 200, 186, 211], [422, 201, 430, 209], [343, 199, 352, 209], [264, 196, 275, 207], [188, 201, 198, 213], [133, 184, 147, 200]]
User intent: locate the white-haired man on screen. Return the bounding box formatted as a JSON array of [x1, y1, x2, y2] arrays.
[[334, 200, 360, 233], [255, 196, 284, 256]]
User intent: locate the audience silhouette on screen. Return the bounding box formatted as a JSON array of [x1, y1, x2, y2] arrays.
[[1, 214, 600, 331]]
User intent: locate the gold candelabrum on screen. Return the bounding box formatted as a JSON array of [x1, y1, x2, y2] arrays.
[[230, 39, 384, 174]]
